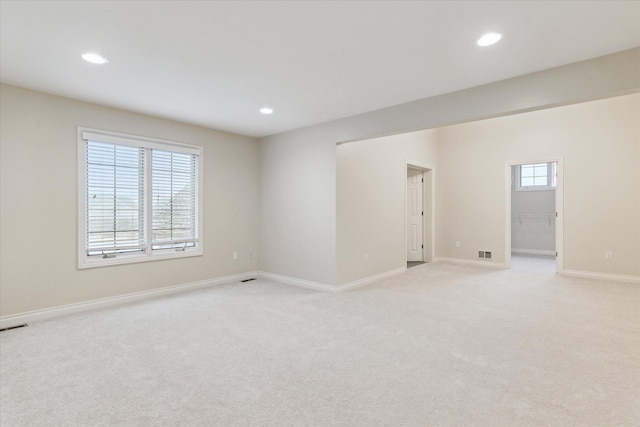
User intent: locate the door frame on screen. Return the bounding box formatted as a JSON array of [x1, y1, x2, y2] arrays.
[[405, 161, 435, 264], [504, 157, 564, 273]]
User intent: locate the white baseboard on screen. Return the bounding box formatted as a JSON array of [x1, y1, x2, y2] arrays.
[[512, 248, 555, 256], [0, 271, 258, 330], [1, 267, 409, 329], [259, 267, 409, 294], [434, 257, 507, 269], [561, 269, 640, 284], [337, 267, 407, 292], [258, 271, 337, 293]]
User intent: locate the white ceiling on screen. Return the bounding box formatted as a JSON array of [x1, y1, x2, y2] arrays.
[[1, 1, 639, 138]]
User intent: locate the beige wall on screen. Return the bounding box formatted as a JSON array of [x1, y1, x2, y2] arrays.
[[0, 84, 260, 316], [436, 93, 640, 276], [337, 130, 438, 284], [259, 129, 337, 286]]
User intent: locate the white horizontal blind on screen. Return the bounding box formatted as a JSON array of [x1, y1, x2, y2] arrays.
[[86, 141, 145, 255], [151, 150, 198, 250]]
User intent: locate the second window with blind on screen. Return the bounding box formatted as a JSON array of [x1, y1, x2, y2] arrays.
[[78, 128, 203, 268]]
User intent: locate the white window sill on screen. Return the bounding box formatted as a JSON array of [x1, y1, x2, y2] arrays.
[[78, 249, 203, 269], [515, 186, 555, 192]]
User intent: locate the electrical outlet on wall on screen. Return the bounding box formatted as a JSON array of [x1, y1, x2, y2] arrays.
[[364, 254, 368, 262], [604, 251, 613, 260], [248, 252, 253, 259], [455, 241, 460, 248], [232, 251, 238, 260]]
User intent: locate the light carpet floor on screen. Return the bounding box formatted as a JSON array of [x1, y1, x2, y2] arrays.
[[1, 261, 638, 426]]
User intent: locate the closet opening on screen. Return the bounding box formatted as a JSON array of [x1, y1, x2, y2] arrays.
[[506, 160, 563, 273]]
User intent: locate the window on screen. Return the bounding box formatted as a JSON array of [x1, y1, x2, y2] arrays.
[[151, 150, 198, 251], [515, 162, 556, 191], [78, 128, 202, 268]]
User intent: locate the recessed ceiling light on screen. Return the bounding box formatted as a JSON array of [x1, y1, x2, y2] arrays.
[[81, 52, 109, 64], [477, 33, 502, 47], [260, 107, 274, 115]]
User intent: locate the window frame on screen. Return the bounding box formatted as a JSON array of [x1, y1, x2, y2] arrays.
[[78, 127, 203, 269], [515, 162, 556, 192]]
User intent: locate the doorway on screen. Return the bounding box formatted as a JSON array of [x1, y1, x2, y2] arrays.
[[406, 163, 434, 268], [505, 159, 563, 273]]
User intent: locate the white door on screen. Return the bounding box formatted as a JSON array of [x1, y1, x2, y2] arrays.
[[407, 168, 423, 262]]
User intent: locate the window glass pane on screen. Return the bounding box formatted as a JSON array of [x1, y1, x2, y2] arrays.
[[520, 165, 534, 177], [521, 177, 534, 187], [533, 164, 547, 179], [86, 141, 145, 254], [534, 176, 548, 186], [152, 150, 197, 249]]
